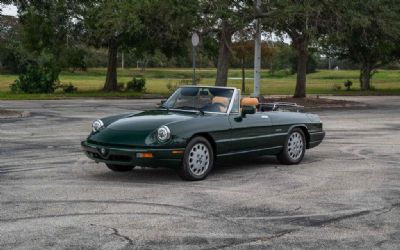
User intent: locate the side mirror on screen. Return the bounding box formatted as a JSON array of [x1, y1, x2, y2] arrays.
[[158, 100, 166, 108], [241, 105, 256, 117]]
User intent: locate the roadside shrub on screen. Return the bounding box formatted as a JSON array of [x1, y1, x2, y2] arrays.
[[332, 83, 342, 91], [10, 65, 60, 93], [344, 80, 353, 91], [117, 82, 125, 91], [126, 77, 146, 92], [10, 52, 60, 93], [61, 83, 78, 93]]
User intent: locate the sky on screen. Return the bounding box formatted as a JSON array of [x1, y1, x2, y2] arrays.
[[1, 4, 17, 16]]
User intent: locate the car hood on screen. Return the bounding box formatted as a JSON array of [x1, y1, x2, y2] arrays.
[[107, 110, 196, 131], [88, 110, 197, 147]]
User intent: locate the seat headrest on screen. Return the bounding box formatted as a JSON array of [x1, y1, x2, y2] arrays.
[[212, 96, 230, 107], [241, 97, 259, 107]]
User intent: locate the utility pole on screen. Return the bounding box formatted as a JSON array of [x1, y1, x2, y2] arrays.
[[328, 57, 331, 70], [253, 0, 262, 97], [191, 33, 199, 85]]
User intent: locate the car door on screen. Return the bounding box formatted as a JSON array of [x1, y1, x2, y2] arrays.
[[227, 111, 275, 153]]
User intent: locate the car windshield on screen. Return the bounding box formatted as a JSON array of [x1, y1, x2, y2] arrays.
[[162, 87, 234, 113]]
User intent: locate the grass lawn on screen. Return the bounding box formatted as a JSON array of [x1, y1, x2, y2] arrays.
[[1, 68, 400, 99]]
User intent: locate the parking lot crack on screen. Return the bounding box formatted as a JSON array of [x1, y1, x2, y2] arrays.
[[91, 224, 134, 246], [298, 210, 372, 227], [207, 229, 296, 250], [376, 203, 400, 216], [110, 227, 134, 246]]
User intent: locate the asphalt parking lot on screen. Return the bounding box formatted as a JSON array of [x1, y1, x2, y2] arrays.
[[0, 96, 399, 249]]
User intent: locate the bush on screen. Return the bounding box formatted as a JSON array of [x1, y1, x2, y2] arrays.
[[126, 77, 146, 92], [332, 83, 342, 91], [61, 83, 78, 93], [117, 82, 125, 91], [344, 80, 353, 91], [10, 52, 60, 94], [10, 65, 60, 93]]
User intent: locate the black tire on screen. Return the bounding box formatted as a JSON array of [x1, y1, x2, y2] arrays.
[[179, 136, 214, 181], [106, 164, 135, 172], [277, 128, 306, 165]]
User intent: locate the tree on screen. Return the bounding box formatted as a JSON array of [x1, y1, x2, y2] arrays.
[[84, 0, 197, 91], [0, 14, 20, 73], [232, 39, 275, 91], [198, 0, 254, 86], [83, 1, 142, 91], [261, 1, 333, 97], [12, 0, 86, 70], [324, 0, 400, 90]]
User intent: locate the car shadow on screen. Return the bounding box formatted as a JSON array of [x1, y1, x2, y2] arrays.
[[89, 167, 181, 184], [87, 155, 300, 183], [212, 155, 279, 175]]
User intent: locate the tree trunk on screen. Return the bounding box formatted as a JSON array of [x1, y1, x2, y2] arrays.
[[215, 21, 233, 87], [103, 39, 118, 92], [293, 39, 308, 98], [360, 65, 372, 90]]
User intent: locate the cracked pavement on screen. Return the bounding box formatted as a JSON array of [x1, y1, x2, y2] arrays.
[[0, 97, 399, 249]]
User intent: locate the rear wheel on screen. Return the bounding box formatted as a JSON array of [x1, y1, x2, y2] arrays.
[[106, 164, 135, 172], [179, 136, 214, 181], [277, 128, 306, 165]]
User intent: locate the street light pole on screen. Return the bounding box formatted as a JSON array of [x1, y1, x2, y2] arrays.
[[191, 33, 200, 85], [192, 46, 196, 85]]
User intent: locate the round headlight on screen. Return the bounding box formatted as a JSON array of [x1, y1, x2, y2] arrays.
[[157, 125, 171, 142], [92, 119, 104, 133]]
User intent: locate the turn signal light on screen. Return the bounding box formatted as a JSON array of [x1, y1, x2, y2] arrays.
[[136, 152, 153, 158]]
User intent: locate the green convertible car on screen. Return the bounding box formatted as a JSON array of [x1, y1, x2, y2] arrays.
[[81, 86, 325, 181]]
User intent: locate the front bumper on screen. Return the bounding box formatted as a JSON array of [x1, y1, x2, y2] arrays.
[[81, 141, 184, 168], [309, 131, 325, 148]]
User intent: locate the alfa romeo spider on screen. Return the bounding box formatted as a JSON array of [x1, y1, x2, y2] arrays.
[[81, 86, 325, 181]]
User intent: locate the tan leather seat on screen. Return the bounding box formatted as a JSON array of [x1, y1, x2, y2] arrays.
[[240, 97, 259, 108], [212, 96, 230, 112]]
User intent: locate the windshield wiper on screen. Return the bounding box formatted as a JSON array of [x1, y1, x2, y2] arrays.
[[174, 106, 204, 115]]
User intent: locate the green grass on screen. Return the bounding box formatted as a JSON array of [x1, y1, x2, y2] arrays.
[[1, 68, 400, 99]]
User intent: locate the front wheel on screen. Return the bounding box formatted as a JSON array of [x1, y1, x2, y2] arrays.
[[106, 164, 135, 172], [179, 136, 214, 181], [277, 128, 306, 165]]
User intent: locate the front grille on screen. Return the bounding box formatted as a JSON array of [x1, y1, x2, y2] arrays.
[[86, 152, 132, 162]]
